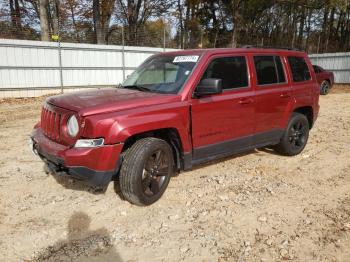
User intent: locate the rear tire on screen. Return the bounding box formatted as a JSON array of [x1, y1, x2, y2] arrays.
[[320, 80, 330, 95], [119, 137, 174, 206], [275, 113, 309, 156]]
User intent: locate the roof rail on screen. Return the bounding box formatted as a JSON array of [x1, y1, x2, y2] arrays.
[[241, 45, 303, 52]]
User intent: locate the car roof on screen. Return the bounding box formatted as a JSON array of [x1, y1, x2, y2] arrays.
[[162, 47, 306, 57]]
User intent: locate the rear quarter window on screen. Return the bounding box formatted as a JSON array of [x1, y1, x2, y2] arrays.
[[288, 56, 311, 82]]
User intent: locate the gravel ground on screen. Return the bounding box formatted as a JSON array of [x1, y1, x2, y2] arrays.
[[0, 87, 349, 262]]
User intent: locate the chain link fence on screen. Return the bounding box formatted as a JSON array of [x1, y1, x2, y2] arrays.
[[0, 12, 267, 50], [0, 0, 189, 50]]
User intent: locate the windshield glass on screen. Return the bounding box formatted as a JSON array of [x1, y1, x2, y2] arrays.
[[122, 54, 200, 94]]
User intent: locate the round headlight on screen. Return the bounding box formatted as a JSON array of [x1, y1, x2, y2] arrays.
[[67, 115, 79, 137]]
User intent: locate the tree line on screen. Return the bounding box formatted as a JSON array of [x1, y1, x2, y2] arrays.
[[0, 0, 350, 53]]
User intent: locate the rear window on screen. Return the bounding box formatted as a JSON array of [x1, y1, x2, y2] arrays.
[[254, 56, 286, 85], [288, 57, 311, 82]]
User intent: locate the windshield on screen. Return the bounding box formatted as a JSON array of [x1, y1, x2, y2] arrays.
[[122, 54, 200, 94]]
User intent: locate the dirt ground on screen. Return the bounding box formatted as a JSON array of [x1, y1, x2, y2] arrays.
[[0, 87, 349, 262]]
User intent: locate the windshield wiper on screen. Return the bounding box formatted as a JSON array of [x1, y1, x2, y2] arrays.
[[122, 85, 152, 92]]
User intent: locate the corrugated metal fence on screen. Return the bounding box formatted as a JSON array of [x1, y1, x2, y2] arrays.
[[309, 52, 350, 84], [1, 40, 349, 98], [0, 39, 177, 98]]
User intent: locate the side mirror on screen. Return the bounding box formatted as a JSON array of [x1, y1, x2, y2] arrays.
[[194, 78, 223, 97]]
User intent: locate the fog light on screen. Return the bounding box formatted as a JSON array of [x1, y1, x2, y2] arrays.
[[74, 138, 104, 148]]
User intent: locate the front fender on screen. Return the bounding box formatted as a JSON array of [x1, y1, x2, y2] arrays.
[[110, 113, 190, 150], [82, 104, 192, 152]]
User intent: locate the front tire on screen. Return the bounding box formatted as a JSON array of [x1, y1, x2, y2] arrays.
[[119, 137, 174, 206], [275, 113, 309, 156]]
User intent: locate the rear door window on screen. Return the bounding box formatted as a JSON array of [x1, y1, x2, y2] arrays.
[[288, 56, 311, 82], [254, 56, 286, 85], [201, 56, 248, 90]]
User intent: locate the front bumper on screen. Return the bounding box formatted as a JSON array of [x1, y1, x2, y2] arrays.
[[31, 128, 123, 188]]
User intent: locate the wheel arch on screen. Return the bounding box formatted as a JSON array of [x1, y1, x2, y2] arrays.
[[121, 128, 185, 172], [321, 79, 331, 86], [293, 106, 314, 129]]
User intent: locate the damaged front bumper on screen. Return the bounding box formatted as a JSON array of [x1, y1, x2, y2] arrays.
[[30, 128, 123, 188]]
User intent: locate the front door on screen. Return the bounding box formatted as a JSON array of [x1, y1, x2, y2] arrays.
[[190, 55, 255, 163]]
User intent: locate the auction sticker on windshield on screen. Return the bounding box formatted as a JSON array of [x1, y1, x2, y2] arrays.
[[173, 56, 199, 63]]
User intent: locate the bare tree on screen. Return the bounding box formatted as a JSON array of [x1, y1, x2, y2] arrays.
[[39, 0, 50, 41], [93, 0, 116, 44], [176, 0, 184, 48], [117, 0, 170, 44], [50, 0, 60, 36], [9, 0, 22, 36], [2, 0, 350, 52], [66, 0, 80, 41]]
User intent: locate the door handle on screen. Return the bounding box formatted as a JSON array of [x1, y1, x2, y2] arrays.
[[280, 93, 291, 98], [238, 98, 253, 104]]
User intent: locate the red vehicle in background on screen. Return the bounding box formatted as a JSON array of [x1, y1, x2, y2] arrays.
[[313, 65, 334, 95]]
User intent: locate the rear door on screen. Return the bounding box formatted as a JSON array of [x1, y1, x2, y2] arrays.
[[190, 54, 255, 162], [252, 54, 291, 145]]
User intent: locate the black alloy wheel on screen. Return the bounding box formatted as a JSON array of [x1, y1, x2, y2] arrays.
[[320, 80, 330, 95], [287, 120, 308, 150], [275, 113, 310, 156], [119, 137, 173, 206], [141, 149, 170, 196]]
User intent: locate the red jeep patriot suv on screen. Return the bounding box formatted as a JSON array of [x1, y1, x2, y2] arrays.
[[31, 47, 320, 206]]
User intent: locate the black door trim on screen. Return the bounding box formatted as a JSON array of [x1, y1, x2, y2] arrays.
[[185, 129, 283, 168]]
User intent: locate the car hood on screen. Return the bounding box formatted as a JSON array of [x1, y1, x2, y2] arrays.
[[46, 88, 180, 116]]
